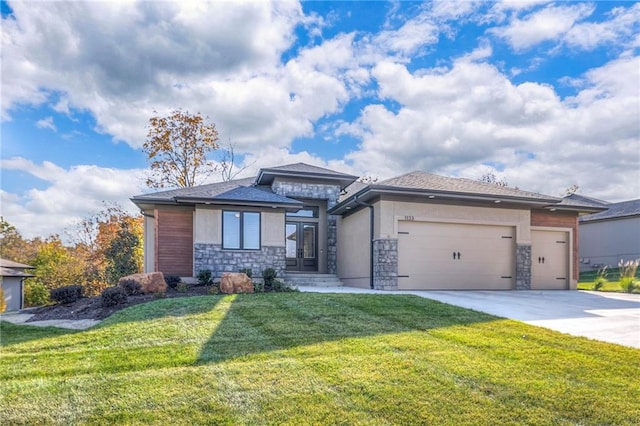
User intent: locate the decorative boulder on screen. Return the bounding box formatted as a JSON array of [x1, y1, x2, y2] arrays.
[[118, 272, 167, 294], [220, 272, 254, 294]]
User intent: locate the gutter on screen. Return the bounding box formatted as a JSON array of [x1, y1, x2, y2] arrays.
[[354, 195, 375, 289]]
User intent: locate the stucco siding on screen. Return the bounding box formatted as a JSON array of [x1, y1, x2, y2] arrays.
[[194, 207, 220, 244], [377, 200, 530, 243], [143, 215, 155, 273], [337, 208, 371, 288], [262, 211, 286, 247], [579, 216, 640, 271]]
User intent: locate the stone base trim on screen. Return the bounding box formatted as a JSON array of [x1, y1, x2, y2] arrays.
[[373, 238, 398, 290], [516, 244, 532, 290], [194, 244, 286, 279]]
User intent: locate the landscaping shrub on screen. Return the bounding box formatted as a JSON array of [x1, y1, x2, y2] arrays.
[[239, 268, 253, 278], [270, 280, 298, 293], [594, 266, 609, 291], [177, 282, 188, 293], [164, 274, 181, 289], [618, 259, 639, 293], [24, 280, 50, 307], [101, 286, 127, 307], [50, 285, 84, 305], [119, 278, 142, 296], [262, 268, 278, 291], [253, 281, 264, 293], [197, 269, 214, 286], [208, 283, 220, 295]]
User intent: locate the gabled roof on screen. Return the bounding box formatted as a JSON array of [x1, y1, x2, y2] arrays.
[[330, 171, 599, 215], [580, 199, 640, 222], [255, 163, 358, 188], [563, 193, 610, 208], [0, 258, 33, 269], [0, 266, 34, 278]]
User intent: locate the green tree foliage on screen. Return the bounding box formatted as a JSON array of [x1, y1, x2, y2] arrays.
[[27, 236, 85, 291], [143, 109, 220, 188], [0, 217, 32, 263], [105, 222, 142, 285]]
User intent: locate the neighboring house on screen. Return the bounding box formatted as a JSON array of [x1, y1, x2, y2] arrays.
[[573, 196, 640, 272], [131, 163, 602, 291], [0, 258, 34, 312]]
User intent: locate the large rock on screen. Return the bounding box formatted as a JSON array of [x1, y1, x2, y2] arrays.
[[118, 272, 167, 294], [220, 272, 254, 294]]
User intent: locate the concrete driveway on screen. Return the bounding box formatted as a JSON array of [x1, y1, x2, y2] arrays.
[[299, 287, 640, 348]]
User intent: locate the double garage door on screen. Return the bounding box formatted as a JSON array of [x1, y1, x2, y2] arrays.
[[397, 222, 569, 290]]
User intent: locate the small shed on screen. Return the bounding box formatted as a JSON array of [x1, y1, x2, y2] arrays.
[[0, 258, 35, 312]]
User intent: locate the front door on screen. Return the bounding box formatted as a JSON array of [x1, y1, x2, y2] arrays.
[[286, 222, 318, 271]]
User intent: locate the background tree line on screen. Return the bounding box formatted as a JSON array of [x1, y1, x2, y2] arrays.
[[0, 205, 143, 306]]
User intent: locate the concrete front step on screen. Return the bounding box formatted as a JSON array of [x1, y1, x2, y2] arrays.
[[285, 273, 344, 287]]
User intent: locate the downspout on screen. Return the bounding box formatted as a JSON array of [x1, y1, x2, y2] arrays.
[[354, 195, 375, 289]]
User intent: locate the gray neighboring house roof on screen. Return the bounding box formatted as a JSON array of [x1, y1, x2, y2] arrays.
[[563, 193, 609, 208], [580, 199, 640, 223], [331, 171, 576, 215], [0, 258, 34, 278]]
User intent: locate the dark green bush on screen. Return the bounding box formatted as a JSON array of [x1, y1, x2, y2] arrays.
[[50, 285, 84, 305], [164, 274, 181, 289], [262, 268, 277, 291], [197, 269, 214, 286], [177, 282, 188, 293], [270, 280, 298, 293], [101, 286, 127, 307], [119, 279, 142, 296], [239, 268, 253, 278]]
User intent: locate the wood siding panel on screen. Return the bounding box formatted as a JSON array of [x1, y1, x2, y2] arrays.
[[156, 209, 193, 276], [531, 210, 578, 280]]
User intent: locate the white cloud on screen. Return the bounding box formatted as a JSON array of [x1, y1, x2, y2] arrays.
[[345, 55, 640, 201], [0, 157, 147, 240], [35, 116, 57, 132], [491, 3, 595, 50]]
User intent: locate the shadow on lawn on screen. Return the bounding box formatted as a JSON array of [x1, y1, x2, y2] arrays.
[[196, 292, 497, 365]]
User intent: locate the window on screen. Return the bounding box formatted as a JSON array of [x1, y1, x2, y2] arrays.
[[223, 211, 260, 250], [286, 207, 319, 218]]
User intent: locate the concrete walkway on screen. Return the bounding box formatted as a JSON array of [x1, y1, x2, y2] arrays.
[[299, 287, 640, 348], [0, 312, 100, 330]]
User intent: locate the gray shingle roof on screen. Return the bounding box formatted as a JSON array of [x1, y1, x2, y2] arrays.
[[0, 266, 34, 278], [259, 163, 357, 179], [374, 171, 559, 202], [132, 177, 256, 202], [562, 193, 609, 208], [0, 258, 33, 269], [202, 186, 302, 205], [580, 199, 640, 222]]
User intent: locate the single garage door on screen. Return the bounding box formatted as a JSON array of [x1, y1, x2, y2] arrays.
[[531, 230, 569, 290], [397, 221, 515, 290]]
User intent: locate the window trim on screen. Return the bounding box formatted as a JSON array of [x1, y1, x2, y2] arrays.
[[222, 210, 261, 250]]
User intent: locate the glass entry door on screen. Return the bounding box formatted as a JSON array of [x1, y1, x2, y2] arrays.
[[285, 222, 318, 271]]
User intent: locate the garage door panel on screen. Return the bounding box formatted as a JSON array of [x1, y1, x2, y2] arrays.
[[398, 221, 514, 290], [532, 230, 568, 290]]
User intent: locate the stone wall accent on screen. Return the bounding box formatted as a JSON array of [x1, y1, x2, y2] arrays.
[[272, 180, 341, 274], [373, 238, 398, 290], [516, 244, 532, 290], [194, 244, 286, 279]]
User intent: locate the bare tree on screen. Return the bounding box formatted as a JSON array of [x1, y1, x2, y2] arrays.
[[478, 171, 508, 187], [219, 141, 255, 182], [563, 184, 580, 196]]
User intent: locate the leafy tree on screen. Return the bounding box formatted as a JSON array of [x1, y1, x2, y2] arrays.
[[0, 217, 31, 263], [143, 109, 220, 188], [105, 222, 142, 285], [27, 236, 85, 292]]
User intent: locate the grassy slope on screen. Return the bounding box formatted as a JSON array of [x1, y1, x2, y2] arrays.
[[1, 293, 639, 425]]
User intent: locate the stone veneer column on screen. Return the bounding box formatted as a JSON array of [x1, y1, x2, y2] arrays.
[[515, 244, 532, 290], [373, 238, 398, 290], [271, 181, 340, 274]]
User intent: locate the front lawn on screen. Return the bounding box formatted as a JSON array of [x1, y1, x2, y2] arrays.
[[1, 293, 638, 425]]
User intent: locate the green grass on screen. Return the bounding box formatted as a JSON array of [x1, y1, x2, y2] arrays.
[[1, 293, 639, 425]]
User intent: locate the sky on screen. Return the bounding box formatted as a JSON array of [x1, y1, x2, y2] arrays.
[[1, 0, 639, 241]]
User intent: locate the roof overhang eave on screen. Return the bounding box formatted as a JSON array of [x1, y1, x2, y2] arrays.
[[330, 187, 561, 215]]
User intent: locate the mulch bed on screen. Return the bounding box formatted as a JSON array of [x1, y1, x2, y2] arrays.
[[25, 285, 213, 322]]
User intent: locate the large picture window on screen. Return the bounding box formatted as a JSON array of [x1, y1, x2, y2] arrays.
[[223, 211, 260, 250]]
